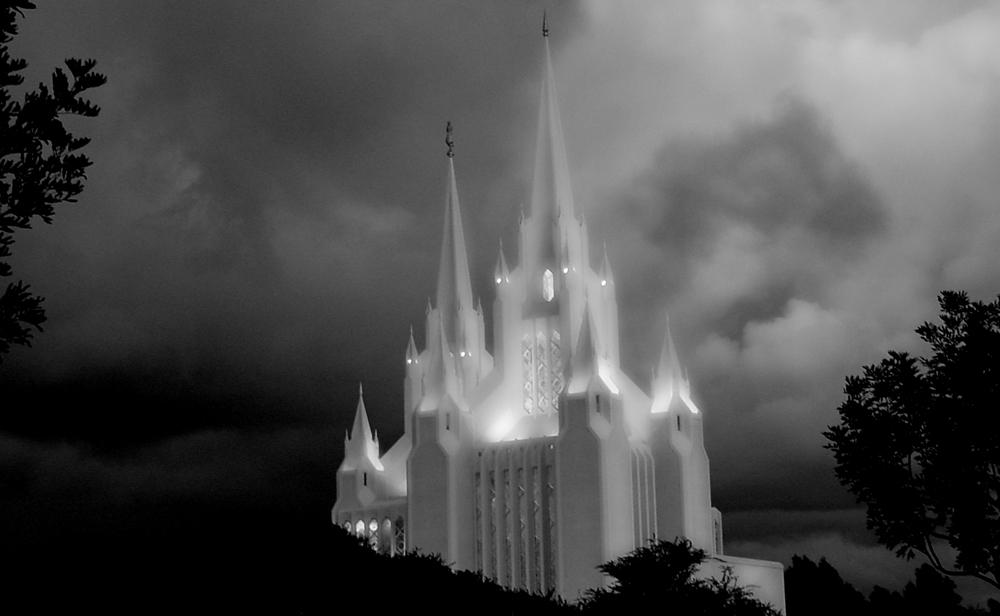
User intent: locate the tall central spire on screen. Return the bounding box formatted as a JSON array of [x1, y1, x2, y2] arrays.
[[521, 16, 582, 310], [435, 122, 475, 351], [529, 21, 575, 238]]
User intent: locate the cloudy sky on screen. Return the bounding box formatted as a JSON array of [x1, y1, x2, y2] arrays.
[[3, 0, 999, 603]]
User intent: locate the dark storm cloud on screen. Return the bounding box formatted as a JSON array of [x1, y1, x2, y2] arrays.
[[603, 99, 886, 344], [3, 1, 586, 445], [3, 1, 1000, 602]]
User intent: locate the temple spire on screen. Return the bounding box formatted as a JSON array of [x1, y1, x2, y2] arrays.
[[435, 121, 475, 351], [406, 326, 419, 365], [350, 383, 373, 442], [445, 120, 454, 158], [346, 382, 382, 468], [568, 301, 598, 393], [600, 242, 614, 286], [523, 21, 577, 286], [494, 239, 510, 284], [656, 312, 680, 383]]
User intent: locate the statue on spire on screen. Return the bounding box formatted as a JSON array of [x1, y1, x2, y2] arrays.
[[542, 10, 549, 38], [445, 121, 454, 159]]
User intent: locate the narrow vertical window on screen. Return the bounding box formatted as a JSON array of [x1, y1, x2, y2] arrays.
[[382, 518, 393, 555], [677, 415, 681, 431], [394, 516, 406, 554], [503, 468, 512, 586], [363, 472, 368, 486], [474, 471, 483, 571], [542, 269, 554, 302], [488, 470, 497, 579], [517, 466, 527, 588], [544, 464, 557, 592], [369, 518, 379, 550], [532, 464, 542, 592]]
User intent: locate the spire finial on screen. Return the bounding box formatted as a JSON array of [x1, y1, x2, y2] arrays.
[[445, 121, 454, 158], [542, 10, 549, 38]]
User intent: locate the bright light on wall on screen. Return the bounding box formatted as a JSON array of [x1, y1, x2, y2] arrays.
[[543, 269, 554, 301]]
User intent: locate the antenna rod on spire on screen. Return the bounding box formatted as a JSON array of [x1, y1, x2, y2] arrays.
[[542, 10, 549, 38], [445, 121, 455, 158]]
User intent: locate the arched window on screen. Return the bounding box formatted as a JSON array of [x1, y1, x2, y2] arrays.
[[369, 518, 379, 550], [355, 520, 365, 536], [342, 521, 351, 533], [394, 516, 406, 554], [542, 269, 554, 302], [382, 518, 393, 554]]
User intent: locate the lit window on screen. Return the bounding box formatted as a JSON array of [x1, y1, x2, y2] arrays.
[[600, 279, 607, 287], [496, 277, 503, 285], [542, 269, 554, 301], [561, 267, 568, 274], [406, 358, 412, 365], [355, 520, 365, 535], [459, 351, 466, 358], [382, 518, 393, 554]]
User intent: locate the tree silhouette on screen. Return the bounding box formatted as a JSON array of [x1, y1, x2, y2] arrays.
[[825, 291, 1000, 590], [580, 537, 781, 615], [784, 556, 1000, 615], [784, 555, 867, 615], [1, 0, 105, 361]]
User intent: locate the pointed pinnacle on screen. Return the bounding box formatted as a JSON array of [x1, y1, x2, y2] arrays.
[[542, 10, 549, 38], [445, 120, 454, 159]]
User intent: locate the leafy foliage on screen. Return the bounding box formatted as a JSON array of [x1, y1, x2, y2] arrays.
[[785, 555, 1000, 615], [1, 0, 105, 360], [825, 291, 1000, 590], [581, 538, 781, 615]]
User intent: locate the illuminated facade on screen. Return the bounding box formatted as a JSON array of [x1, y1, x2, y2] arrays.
[[332, 28, 785, 610]]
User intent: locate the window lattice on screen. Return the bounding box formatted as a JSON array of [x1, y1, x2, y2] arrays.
[[521, 325, 564, 415], [394, 516, 405, 554]]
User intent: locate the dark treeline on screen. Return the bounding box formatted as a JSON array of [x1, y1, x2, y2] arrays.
[[785, 555, 999, 616], [7, 507, 995, 615]]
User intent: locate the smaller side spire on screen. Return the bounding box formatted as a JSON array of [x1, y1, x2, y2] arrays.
[[349, 382, 373, 443], [345, 382, 384, 469], [656, 312, 680, 381], [600, 242, 614, 287], [573, 302, 598, 377], [494, 239, 510, 285], [406, 326, 419, 366]]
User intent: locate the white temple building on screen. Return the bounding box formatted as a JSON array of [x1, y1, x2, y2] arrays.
[[332, 23, 785, 611]]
